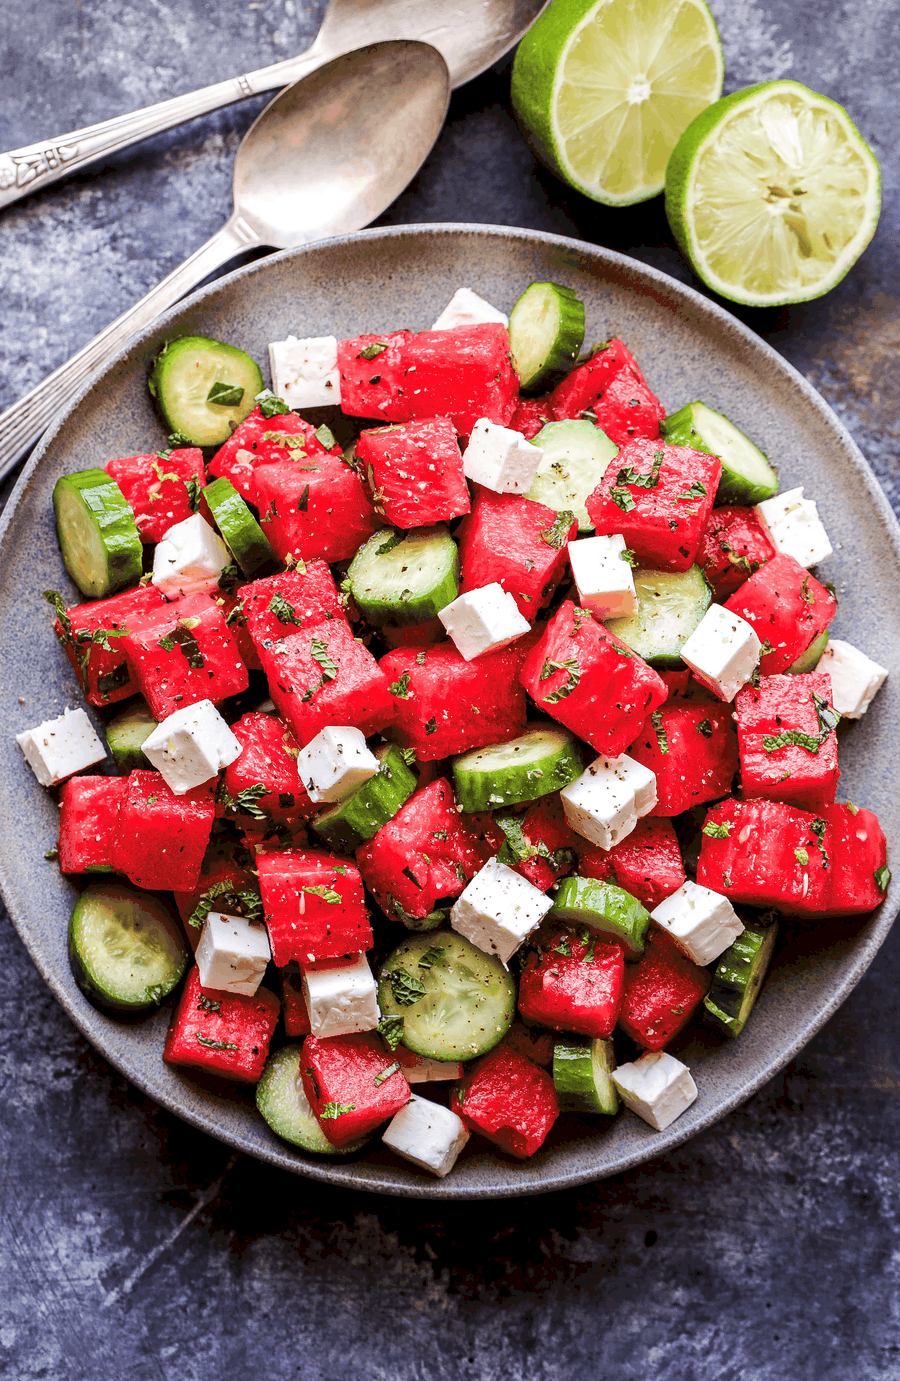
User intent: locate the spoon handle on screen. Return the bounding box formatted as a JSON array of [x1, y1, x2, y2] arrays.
[[0, 44, 326, 215], [0, 217, 257, 482]]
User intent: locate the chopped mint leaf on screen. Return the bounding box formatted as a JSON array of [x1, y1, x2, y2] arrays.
[[376, 530, 404, 555], [187, 880, 264, 929], [357, 342, 388, 361], [385, 967, 427, 1006], [401, 747, 418, 766], [697, 718, 713, 737], [702, 821, 732, 839], [676, 480, 708, 501], [373, 1062, 401, 1087], [539, 656, 581, 703], [255, 388, 291, 418], [302, 885, 342, 904], [310, 636, 338, 680], [425, 717, 437, 736], [763, 729, 824, 754], [197, 994, 221, 1014], [389, 672, 412, 699], [268, 592, 303, 627], [207, 380, 244, 408], [651, 710, 669, 755], [794, 847, 810, 865], [875, 865, 891, 893], [377, 1015, 404, 1050], [196, 1034, 238, 1051], [609, 486, 636, 513], [540, 510, 575, 549], [314, 424, 337, 451], [401, 866, 422, 889], [418, 945, 443, 970], [297, 484, 310, 512], [319, 1102, 356, 1119]]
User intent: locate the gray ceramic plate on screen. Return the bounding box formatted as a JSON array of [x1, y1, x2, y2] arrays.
[[0, 225, 896, 1199]]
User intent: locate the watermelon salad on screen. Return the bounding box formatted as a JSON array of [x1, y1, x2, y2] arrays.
[[16, 281, 891, 1181]]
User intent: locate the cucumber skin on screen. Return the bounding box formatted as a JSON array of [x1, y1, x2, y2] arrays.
[[705, 921, 778, 1035], [203, 477, 278, 578], [662, 403, 778, 506], [553, 1038, 620, 1115], [509, 282, 586, 391], [605, 566, 712, 669], [347, 526, 459, 627], [256, 1046, 368, 1155], [550, 877, 650, 958], [311, 745, 417, 852], [452, 729, 584, 812], [67, 885, 187, 1015], [149, 335, 262, 446], [105, 700, 158, 772], [53, 471, 143, 598]]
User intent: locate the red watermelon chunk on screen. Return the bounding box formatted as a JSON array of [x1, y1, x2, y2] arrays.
[[627, 703, 738, 816], [509, 396, 552, 440], [109, 770, 216, 892], [163, 967, 279, 1083], [577, 817, 686, 912], [696, 505, 776, 599], [723, 554, 837, 675], [105, 449, 205, 544], [119, 591, 248, 719], [618, 926, 711, 1051], [51, 583, 167, 707], [518, 927, 625, 1038], [238, 562, 346, 650], [224, 712, 313, 823], [586, 440, 720, 572], [449, 1042, 559, 1159], [58, 775, 127, 874], [280, 965, 312, 1037], [259, 618, 393, 749], [300, 1032, 411, 1147], [255, 455, 379, 565], [696, 798, 831, 916], [734, 673, 839, 811], [821, 804, 889, 914], [591, 368, 666, 447], [546, 339, 648, 420], [503, 795, 581, 891], [171, 838, 259, 933], [256, 848, 372, 965], [455, 486, 576, 618], [208, 407, 342, 504], [355, 417, 469, 527]]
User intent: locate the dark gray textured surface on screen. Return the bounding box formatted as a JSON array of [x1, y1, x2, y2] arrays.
[[0, 0, 898, 1374]]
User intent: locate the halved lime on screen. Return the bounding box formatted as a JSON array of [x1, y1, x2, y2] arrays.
[[665, 81, 881, 306], [511, 0, 724, 207]]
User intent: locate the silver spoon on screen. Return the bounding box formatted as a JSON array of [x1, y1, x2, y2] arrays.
[[0, 40, 450, 480], [0, 0, 547, 213]]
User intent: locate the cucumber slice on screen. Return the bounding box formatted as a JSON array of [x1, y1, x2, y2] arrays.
[[452, 724, 584, 812], [347, 526, 459, 628], [105, 698, 158, 772], [549, 876, 651, 958], [52, 471, 143, 598], [786, 628, 829, 674], [148, 335, 263, 446], [377, 931, 515, 1061], [704, 920, 778, 1037], [68, 880, 188, 1014], [526, 420, 618, 530], [311, 743, 417, 853], [605, 565, 712, 667], [553, 1036, 620, 1115], [256, 1045, 368, 1154], [662, 401, 778, 506], [203, 476, 278, 578], [508, 282, 586, 390]]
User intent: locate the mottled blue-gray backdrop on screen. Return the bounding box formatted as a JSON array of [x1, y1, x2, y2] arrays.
[[1, 1, 898, 1377]]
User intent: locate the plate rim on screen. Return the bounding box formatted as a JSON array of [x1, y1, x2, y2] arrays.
[[2, 221, 897, 1200]]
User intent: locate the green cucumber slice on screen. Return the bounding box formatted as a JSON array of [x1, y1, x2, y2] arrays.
[[311, 743, 417, 853], [256, 1045, 368, 1154], [526, 419, 618, 530], [68, 880, 188, 1014], [508, 282, 586, 390], [148, 335, 263, 446], [605, 565, 712, 667], [203, 476, 278, 578], [377, 931, 515, 1062], [786, 628, 829, 674], [704, 920, 778, 1037], [662, 401, 778, 505], [105, 698, 158, 772], [52, 471, 143, 598], [553, 1037, 620, 1115], [347, 525, 459, 628], [549, 876, 651, 958], [452, 724, 583, 812]]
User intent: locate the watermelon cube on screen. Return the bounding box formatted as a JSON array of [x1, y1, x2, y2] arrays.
[[171, 836, 259, 932], [50, 583, 167, 708], [449, 1042, 559, 1158], [734, 673, 839, 810], [455, 486, 577, 618], [517, 928, 625, 1038], [724, 554, 837, 675], [223, 712, 313, 823], [109, 769, 216, 892], [586, 440, 720, 572], [501, 795, 581, 891], [591, 368, 666, 447], [259, 618, 393, 749], [255, 454, 379, 565], [618, 926, 711, 1051], [519, 601, 667, 756], [163, 967, 279, 1083], [696, 505, 776, 599], [355, 417, 470, 527], [822, 803, 889, 914], [105, 448, 205, 544], [509, 396, 552, 440], [696, 798, 831, 916], [627, 703, 738, 816], [208, 406, 342, 505], [546, 339, 651, 421], [280, 964, 312, 1037], [119, 591, 248, 720], [577, 816, 686, 912], [237, 562, 346, 650], [300, 1031, 411, 1147], [256, 848, 373, 965], [58, 775, 127, 874]]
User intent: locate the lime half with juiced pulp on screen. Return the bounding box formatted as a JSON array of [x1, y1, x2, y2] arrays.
[[665, 80, 881, 306], [511, 0, 724, 206]]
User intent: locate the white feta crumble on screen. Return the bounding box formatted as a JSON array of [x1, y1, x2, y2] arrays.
[[754, 487, 833, 568], [462, 418, 543, 494], [382, 1094, 470, 1177], [816, 638, 888, 719], [450, 857, 553, 963], [430, 287, 509, 331], [268, 334, 341, 409], [151, 513, 231, 599], [395, 1046, 464, 1083], [16, 706, 106, 786], [680, 603, 761, 702], [559, 753, 657, 850], [438, 584, 531, 661], [301, 954, 380, 1039], [295, 725, 379, 804], [141, 699, 242, 794], [651, 880, 744, 966], [613, 1051, 698, 1131], [567, 533, 637, 619], [195, 912, 271, 996]]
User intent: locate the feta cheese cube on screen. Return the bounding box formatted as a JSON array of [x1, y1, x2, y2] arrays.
[[450, 857, 553, 963], [438, 584, 531, 661], [462, 418, 544, 494], [754, 487, 833, 568], [680, 604, 761, 702], [195, 911, 271, 996], [651, 880, 744, 966], [613, 1051, 698, 1131], [816, 638, 888, 719], [268, 334, 341, 409], [382, 1094, 470, 1177], [560, 753, 657, 850], [430, 287, 509, 332], [295, 725, 379, 804], [301, 953, 380, 1039], [152, 513, 232, 599], [16, 706, 106, 786], [568, 534, 637, 619], [141, 699, 242, 794], [395, 1047, 464, 1083]]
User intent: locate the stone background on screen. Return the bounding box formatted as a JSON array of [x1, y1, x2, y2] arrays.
[[0, 1, 898, 1376]]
